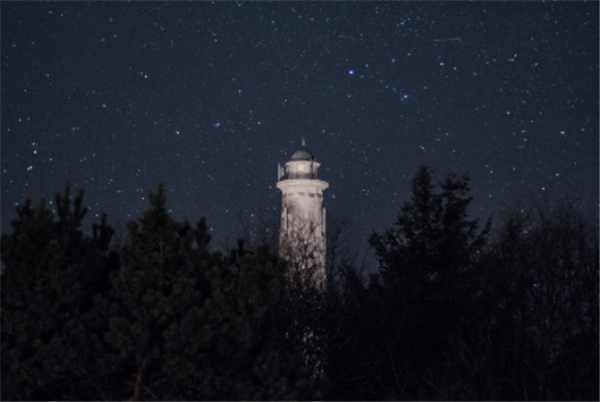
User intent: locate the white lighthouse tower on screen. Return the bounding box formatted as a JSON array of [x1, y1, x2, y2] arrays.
[[277, 139, 329, 287]]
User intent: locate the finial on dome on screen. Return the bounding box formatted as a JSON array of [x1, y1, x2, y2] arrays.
[[301, 136, 306, 148]]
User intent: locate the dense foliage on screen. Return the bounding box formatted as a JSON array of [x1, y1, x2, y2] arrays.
[[329, 166, 598, 400], [1, 185, 321, 400], [2, 167, 598, 400]]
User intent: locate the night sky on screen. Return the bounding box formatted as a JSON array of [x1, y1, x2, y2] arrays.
[[2, 1, 598, 254]]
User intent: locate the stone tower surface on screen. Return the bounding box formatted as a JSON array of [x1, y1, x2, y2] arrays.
[[276, 139, 329, 286]]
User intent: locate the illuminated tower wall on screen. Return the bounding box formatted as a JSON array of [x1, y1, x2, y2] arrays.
[[276, 140, 328, 286]]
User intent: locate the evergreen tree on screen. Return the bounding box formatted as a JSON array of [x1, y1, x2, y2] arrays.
[[366, 165, 489, 399], [95, 184, 322, 400], [94, 184, 219, 399], [1, 185, 114, 400]]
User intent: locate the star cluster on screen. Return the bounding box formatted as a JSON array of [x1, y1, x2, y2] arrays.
[[2, 2, 598, 251]]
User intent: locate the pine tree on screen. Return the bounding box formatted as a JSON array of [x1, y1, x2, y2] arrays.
[[95, 184, 321, 400], [1, 185, 114, 400], [94, 184, 208, 400]]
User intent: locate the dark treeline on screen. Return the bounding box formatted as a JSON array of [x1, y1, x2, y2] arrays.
[[1, 165, 598, 400]]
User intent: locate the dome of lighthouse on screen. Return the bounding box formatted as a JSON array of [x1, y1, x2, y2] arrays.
[[290, 138, 315, 161], [291, 148, 314, 161]]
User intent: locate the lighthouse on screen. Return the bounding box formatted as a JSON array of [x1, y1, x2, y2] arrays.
[[277, 139, 329, 286]]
